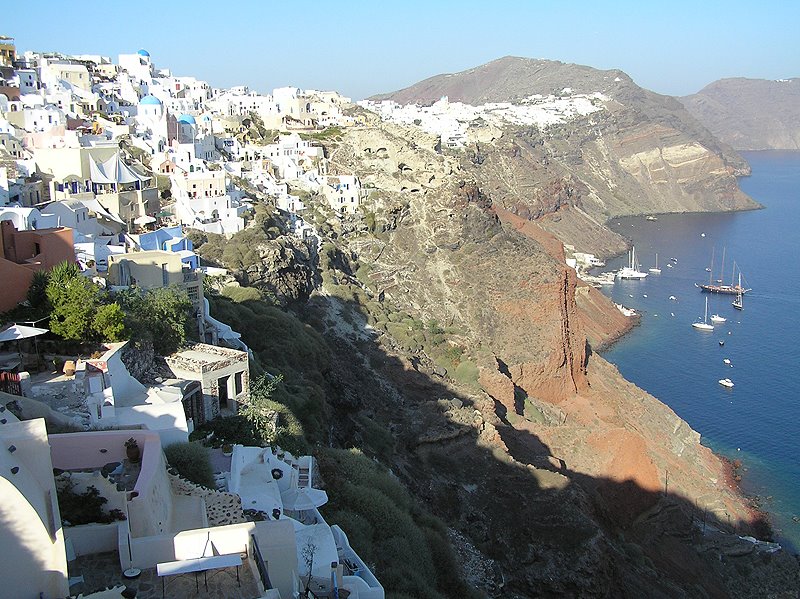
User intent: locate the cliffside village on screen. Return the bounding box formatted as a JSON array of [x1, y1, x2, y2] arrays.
[[0, 36, 384, 599]]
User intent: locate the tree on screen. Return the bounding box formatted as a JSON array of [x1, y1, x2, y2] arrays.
[[301, 537, 318, 597], [238, 373, 283, 438], [118, 286, 193, 354], [26, 270, 51, 312], [47, 275, 100, 341], [92, 303, 128, 341]]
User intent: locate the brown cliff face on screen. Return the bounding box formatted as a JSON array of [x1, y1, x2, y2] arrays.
[[318, 122, 798, 597]]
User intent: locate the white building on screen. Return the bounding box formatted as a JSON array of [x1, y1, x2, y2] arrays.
[[40, 61, 91, 91], [322, 175, 362, 214], [118, 49, 154, 86], [0, 418, 70, 599], [14, 69, 39, 94], [0, 206, 60, 230], [171, 163, 245, 234]]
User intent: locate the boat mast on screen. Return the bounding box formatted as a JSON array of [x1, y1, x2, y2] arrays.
[[708, 246, 715, 284], [718, 247, 726, 283]]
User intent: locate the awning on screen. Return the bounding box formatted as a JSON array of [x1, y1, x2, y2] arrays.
[[81, 199, 125, 224], [134, 215, 156, 225], [281, 486, 328, 510], [0, 324, 49, 342], [89, 152, 149, 185]]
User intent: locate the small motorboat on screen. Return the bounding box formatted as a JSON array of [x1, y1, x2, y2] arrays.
[[669, 295, 677, 301], [719, 340, 725, 346], [718, 378, 734, 388], [710, 314, 727, 323], [670, 258, 678, 263], [667, 263, 674, 268], [723, 358, 731, 365]]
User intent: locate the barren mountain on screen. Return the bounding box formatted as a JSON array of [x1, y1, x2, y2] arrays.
[[368, 57, 758, 255], [681, 77, 800, 150]]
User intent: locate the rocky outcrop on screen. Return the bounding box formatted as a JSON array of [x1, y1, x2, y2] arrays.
[[307, 99, 798, 597], [236, 236, 320, 305], [681, 77, 800, 150]]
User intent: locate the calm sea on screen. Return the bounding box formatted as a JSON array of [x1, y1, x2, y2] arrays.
[[597, 151, 800, 550]]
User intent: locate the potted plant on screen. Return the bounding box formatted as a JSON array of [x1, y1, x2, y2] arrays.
[[222, 443, 233, 456], [124, 438, 141, 463]]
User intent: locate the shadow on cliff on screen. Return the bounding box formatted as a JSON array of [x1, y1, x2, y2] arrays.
[[295, 294, 794, 599]]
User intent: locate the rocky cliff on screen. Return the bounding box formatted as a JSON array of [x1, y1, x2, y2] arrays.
[[311, 118, 799, 597], [681, 77, 800, 150], [369, 57, 759, 255]]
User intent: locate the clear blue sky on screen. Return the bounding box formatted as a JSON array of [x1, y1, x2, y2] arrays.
[[8, 0, 799, 99]]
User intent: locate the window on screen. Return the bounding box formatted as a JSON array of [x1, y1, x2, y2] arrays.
[[161, 263, 169, 286], [234, 371, 243, 395]]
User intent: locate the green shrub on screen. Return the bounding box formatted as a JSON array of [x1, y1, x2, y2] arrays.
[[318, 448, 468, 598], [523, 399, 546, 424], [56, 479, 126, 525], [355, 413, 395, 461], [92, 302, 128, 341], [164, 442, 215, 488], [453, 360, 479, 388], [221, 286, 264, 303], [190, 415, 261, 447]]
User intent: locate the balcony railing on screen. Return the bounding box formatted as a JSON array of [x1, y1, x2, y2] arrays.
[[251, 534, 273, 591]]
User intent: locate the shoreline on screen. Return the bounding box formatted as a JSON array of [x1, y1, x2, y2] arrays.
[[588, 262, 787, 549]]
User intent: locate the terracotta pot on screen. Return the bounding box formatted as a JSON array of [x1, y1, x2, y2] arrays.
[[63, 360, 76, 376]]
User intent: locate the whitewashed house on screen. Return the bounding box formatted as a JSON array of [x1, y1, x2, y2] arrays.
[[322, 175, 362, 214], [171, 162, 245, 234]]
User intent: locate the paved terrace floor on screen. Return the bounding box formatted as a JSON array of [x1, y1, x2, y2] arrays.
[[69, 551, 261, 598]]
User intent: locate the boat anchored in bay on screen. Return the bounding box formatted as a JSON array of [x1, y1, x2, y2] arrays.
[[648, 253, 661, 274], [692, 297, 714, 331], [698, 247, 751, 295], [617, 246, 648, 280]]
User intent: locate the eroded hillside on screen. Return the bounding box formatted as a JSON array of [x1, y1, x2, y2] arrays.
[[287, 119, 800, 597], [367, 57, 759, 255]]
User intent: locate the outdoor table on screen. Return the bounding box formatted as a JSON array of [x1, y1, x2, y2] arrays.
[[156, 554, 242, 597]]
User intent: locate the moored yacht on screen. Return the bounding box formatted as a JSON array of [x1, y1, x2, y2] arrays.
[[617, 246, 648, 280], [692, 297, 714, 331]]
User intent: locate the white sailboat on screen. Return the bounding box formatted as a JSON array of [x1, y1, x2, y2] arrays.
[[692, 297, 714, 331], [648, 253, 661, 274], [617, 246, 648, 280], [732, 273, 744, 310]]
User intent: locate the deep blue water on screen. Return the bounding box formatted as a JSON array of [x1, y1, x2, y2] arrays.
[[598, 151, 800, 549]]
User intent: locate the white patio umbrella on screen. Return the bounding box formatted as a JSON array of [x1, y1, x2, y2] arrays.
[[133, 215, 156, 226], [0, 324, 49, 369], [0, 324, 49, 342], [281, 486, 328, 511]]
